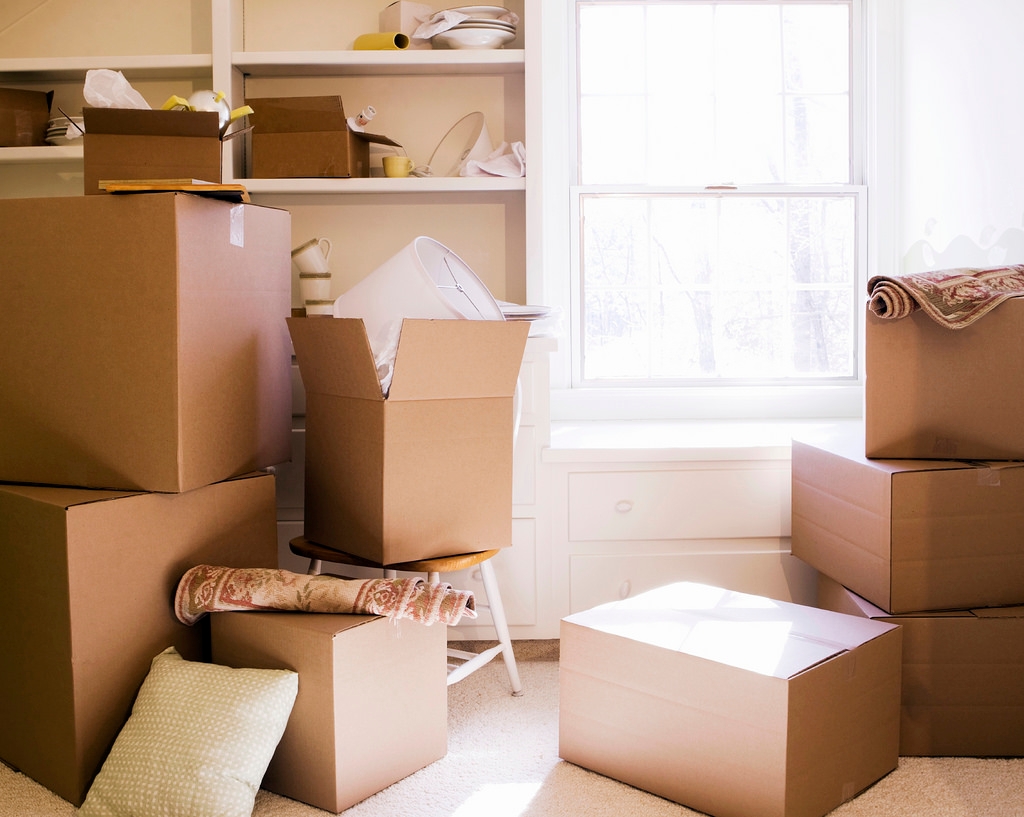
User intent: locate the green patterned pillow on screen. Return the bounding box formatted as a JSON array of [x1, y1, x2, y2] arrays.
[[79, 646, 298, 817]]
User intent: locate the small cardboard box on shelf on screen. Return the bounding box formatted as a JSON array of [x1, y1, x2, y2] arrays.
[[288, 316, 529, 564], [82, 108, 223, 194], [247, 96, 401, 178], [0, 87, 52, 146]]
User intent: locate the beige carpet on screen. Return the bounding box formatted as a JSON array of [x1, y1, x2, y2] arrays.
[[2, 640, 1023, 817]]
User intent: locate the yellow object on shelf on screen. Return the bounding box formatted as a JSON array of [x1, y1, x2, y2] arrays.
[[354, 31, 410, 50]]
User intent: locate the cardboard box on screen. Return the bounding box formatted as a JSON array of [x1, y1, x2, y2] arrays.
[[818, 576, 1024, 757], [288, 316, 529, 564], [0, 87, 52, 146], [212, 611, 447, 813], [0, 192, 292, 493], [865, 302, 1024, 460], [559, 582, 902, 817], [0, 472, 279, 806], [791, 432, 1024, 614], [247, 96, 401, 178], [380, 2, 435, 49], [82, 107, 223, 194]]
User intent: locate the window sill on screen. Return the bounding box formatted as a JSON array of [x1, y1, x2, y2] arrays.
[[543, 418, 863, 464]]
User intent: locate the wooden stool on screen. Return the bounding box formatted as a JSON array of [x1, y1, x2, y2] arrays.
[[289, 536, 523, 696]]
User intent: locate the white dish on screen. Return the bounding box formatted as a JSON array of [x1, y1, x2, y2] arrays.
[[449, 5, 513, 18], [454, 19, 516, 30], [434, 27, 516, 49]]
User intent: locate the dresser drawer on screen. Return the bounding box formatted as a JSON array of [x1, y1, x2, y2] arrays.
[[567, 467, 790, 542], [569, 550, 817, 613]]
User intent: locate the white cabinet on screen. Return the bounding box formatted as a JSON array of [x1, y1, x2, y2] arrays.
[[545, 453, 818, 635]]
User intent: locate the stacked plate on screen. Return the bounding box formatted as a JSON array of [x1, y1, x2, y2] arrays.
[[45, 115, 84, 146], [434, 5, 518, 50]]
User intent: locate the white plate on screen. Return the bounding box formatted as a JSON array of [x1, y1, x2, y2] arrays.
[[454, 19, 516, 30], [449, 5, 513, 18], [434, 27, 515, 49], [498, 302, 553, 320]]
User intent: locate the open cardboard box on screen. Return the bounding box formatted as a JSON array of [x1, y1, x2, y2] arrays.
[[213, 611, 447, 812], [559, 582, 902, 817], [0, 192, 292, 493], [0, 87, 52, 146], [791, 431, 1024, 614], [247, 96, 402, 178], [865, 300, 1024, 460], [82, 108, 228, 194], [0, 472, 279, 806], [287, 316, 529, 564], [818, 575, 1024, 757]]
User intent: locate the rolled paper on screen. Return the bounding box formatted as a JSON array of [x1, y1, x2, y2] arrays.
[[354, 32, 410, 50]]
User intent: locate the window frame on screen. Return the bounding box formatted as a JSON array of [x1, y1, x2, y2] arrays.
[[555, 0, 871, 421]]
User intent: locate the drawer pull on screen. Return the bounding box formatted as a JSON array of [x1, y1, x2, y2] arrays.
[[619, 580, 632, 599], [615, 499, 634, 514]]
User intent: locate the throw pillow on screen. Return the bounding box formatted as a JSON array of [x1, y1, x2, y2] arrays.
[[79, 646, 298, 817]]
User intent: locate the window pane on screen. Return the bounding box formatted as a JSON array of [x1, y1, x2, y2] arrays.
[[578, 2, 851, 185], [580, 194, 857, 382]]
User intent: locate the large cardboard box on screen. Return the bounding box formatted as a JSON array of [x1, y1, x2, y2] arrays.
[[865, 302, 1024, 460], [212, 611, 447, 813], [0, 472, 279, 806], [287, 316, 529, 564], [0, 87, 52, 146], [82, 108, 223, 194], [818, 576, 1024, 757], [0, 193, 292, 493], [791, 433, 1024, 614], [559, 582, 902, 817], [247, 96, 401, 178]]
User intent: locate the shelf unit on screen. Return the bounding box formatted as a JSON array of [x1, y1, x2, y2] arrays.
[[1, 0, 554, 639]]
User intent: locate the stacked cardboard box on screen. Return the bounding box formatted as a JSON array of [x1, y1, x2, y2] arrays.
[[792, 304, 1024, 756], [0, 192, 292, 804]]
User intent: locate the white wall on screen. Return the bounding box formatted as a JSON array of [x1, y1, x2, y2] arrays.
[[899, 0, 1024, 272]]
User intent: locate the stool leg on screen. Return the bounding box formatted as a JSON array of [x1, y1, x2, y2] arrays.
[[479, 559, 523, 696]]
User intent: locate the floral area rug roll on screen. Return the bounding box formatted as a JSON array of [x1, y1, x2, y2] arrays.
[[867, 265, 1024, 328], [175, 565, 476, 627]]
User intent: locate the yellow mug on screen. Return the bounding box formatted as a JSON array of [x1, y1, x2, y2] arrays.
[[382, 156, 415, 178]]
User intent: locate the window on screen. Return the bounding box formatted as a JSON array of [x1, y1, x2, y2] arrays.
[[571, 0, 865, 405]]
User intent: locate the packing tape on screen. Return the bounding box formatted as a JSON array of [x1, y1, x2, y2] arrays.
[[229, 204, 244, 247], [976, 464, 1002, 487]]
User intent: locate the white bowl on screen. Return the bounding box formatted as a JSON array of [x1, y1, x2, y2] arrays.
[[433, 26, 515, 49]]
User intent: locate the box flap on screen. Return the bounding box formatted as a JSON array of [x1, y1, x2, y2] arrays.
[[353, 131, 404, 149], [286, 317, 384, 401], [83, 107, 221, 138], [0, 482, 141, 510], [564, 581, 897, 680], [389, 319, 529, 401], [248, 96, 347, 133]]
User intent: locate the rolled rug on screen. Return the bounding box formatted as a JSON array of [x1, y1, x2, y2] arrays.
[[175, 564, 476, 627], [868, 265, 1024, 329]]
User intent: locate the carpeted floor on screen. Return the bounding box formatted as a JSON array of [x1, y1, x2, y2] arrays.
[[2, 640, 1023, 817]]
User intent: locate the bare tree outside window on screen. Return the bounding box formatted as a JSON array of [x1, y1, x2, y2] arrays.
[[574, 1, 861, 387]]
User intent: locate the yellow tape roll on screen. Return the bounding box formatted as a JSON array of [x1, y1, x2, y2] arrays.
[[354, 32, 410, 50]]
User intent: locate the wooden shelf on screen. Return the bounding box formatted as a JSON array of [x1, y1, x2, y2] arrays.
[[0, 54, 213, 83], [241, 175, 526, 195], [232, 49, 524, 77], [0, 145, 83, 164]]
